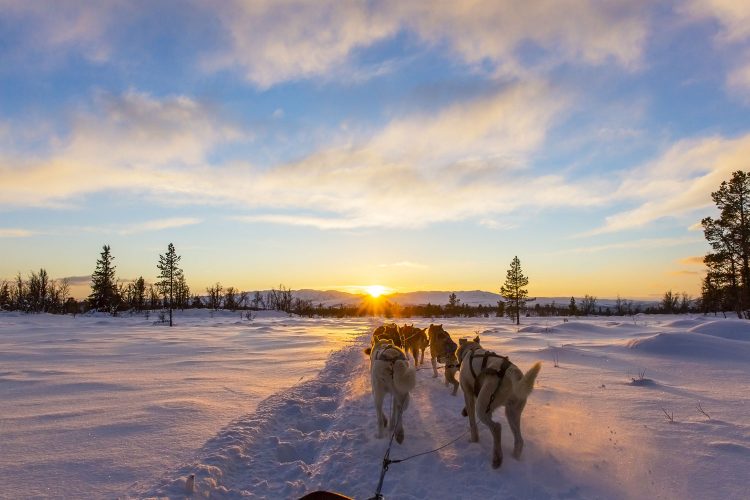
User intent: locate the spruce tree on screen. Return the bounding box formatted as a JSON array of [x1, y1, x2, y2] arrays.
[[157, 243, 183, 326], [702, 171, 750, 317], [89, 245, 119, 313], [500, 256, 529, 325], [568, 296, 578, 316]]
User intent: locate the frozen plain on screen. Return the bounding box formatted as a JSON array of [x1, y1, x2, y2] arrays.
[[1, 311, 749, 499]]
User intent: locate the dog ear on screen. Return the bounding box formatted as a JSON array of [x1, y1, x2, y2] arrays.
[[473, 335, 480, 343], [459, 338, 467, 345]]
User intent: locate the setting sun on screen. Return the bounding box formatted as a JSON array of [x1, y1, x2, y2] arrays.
[[365, 285, 388, 298]]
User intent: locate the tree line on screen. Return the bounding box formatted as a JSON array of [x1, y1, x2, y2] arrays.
[[1, 240, 702, 319]]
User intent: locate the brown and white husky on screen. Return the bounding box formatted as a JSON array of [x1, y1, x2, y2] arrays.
[[427, 324, 460, 395]]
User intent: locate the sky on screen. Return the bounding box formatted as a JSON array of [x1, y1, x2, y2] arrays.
[[2, 0, 750, 300]]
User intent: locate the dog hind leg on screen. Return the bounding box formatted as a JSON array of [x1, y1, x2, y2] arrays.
[[506, 399, 527, 459], [446, 367, 459, 396], [462, 388, 479, 442], [477, 386, 503, 468], [431, 355, 438, 378], [373, 386, 386, 439]]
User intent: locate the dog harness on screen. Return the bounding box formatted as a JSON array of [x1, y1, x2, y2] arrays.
[[374, 345, 406, 364], [463, 347, 512, 398]]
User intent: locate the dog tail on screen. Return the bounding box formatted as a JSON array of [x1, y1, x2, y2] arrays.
[[515, 362, 542, 399], [393, 360, 416, 394]]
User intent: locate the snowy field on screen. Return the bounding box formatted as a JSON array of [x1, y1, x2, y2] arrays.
[[2, 312, 750, 499]]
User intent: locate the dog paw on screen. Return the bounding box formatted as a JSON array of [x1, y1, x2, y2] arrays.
[[382, 416, 388, 428], [492, 454, 503, 469], [470, 435, 479, 443], [395, 429, 404, 444], [513, 443, 524, 459]]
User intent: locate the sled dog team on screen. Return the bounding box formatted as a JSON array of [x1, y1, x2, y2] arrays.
[[364, 323, 542, 469]]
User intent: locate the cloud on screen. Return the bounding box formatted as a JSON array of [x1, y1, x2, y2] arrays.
[[119, 217, 203, 235], [682, 1, 750, 99], [0, 228, 34, 238], [679, 256, 706, 265], [683, 0, 750, 43], [206, 0, 649, 87], [669, 270, 701, 276], [553, 237, 702, 255], [0, 0, 127, 65], [60, 275, 92, 286], [589, 133, 750, 234], [226, 82, 608, 228], [727, 53, 750, 98], [0, 90, 243, 208], [1, 84, 610, 230]]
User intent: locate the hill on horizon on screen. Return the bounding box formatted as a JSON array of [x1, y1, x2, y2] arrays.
[[291, 289, 658, 308]]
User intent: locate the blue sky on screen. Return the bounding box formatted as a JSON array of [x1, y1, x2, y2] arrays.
[[2, 0, 750, 299]]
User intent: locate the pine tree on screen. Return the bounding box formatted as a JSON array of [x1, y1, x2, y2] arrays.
[[89, 245, 119, 313], [568, 296, 578, 316], [131, 276, 146, 311], [702, 170, 750, 317], [500, 256, 529, 325], [157, 243, 183, 326]]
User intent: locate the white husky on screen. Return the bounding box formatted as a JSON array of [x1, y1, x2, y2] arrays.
[[365, 340, 417, 444], [457, 336, 541, 468]]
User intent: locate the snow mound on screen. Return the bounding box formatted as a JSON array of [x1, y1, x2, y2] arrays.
[[661, 318, 704, 328], [556, 321, 607, 333], [688, 321, 750, 342], [626, 332, 750, 361], [517, 325, 555, 334]]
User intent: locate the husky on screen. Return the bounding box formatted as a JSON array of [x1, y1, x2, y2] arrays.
[[456, 336, 541, 468], [427, 324, 460, 395], [371, 323, 402, 347], [400, 324, 428, 365], [364, 340, 416, 444]]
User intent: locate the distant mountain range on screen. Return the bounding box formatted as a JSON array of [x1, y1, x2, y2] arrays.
[[290, 289, 658, 308]]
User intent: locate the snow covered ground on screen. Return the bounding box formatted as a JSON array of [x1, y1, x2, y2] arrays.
[[0, 311, 378, 498], [2, 312, 749, 499]]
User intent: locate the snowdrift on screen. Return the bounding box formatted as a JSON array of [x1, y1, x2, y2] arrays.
[[626, 331, 750, 361]]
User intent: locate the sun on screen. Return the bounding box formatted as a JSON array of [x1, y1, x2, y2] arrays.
[[365, 285, 387, 298]]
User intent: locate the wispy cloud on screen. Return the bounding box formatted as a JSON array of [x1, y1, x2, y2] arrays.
[[119, 217, 203, 235], [206, 0, 649, 87], [552, 237, 702, 255], [683, 0, 750, 43], [478, 219, 517, 230], [588, 133, 750, 234], [2, 84, 610, 230], [61, 275, 92, 286], [669, 270, 701, 276], [0, 90, 243, 209], [0, 228, 34, 238], [678, 255, 705, 265], [682, 1, 750, 100], [0, 1, 126, 65]]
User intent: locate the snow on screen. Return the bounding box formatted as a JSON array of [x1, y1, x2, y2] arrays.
[[1, 312, 749, 499]]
